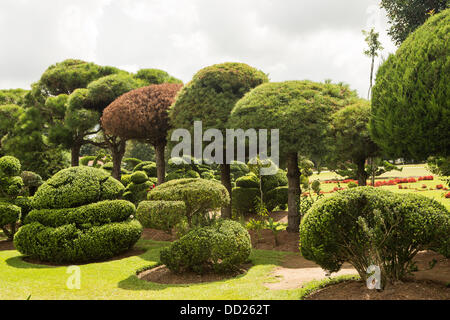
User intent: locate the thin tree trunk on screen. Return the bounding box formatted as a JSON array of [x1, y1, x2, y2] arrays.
[[356, 158, 368, 186], [286, 152, 301, 233], [368, 56, 374, 99], [220, 163, 232, 219], [71, 143, 81, 167], [155, 143, 166, 185], [111, 139, 126, 181]]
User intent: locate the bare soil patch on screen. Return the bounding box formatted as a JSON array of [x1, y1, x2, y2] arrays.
[[305, 280, 450, 300], [138, 263, 252, 285], [141, 228, 177, 242], [21, 247, 146, 266]]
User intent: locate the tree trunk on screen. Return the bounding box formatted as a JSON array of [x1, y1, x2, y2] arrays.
[[155, 143, 166, 185], [286, 152, 301, 233], [368, 56, 374, 99], [71, 144, 81, 167], [356, 158, 368, 186], [111, 139, 126, 181], [220, 163, 232, 219]]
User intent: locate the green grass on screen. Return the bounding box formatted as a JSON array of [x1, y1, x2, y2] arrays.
[[0, 239, 315, 300]]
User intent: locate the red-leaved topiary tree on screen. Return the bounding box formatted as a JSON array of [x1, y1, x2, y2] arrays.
[[101, 83, 183, 185]]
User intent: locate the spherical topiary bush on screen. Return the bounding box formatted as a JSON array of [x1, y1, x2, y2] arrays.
[[166, 169, 200, 181], [136, 200, 186, 232], [370, 9, 450, 159], [232, 187, 260, 216], [14, 167, 142, 263], [160, 219, 251, 274], [123, 171, 154, 205], [133, 161, 157, 177], [235, 173, 259, 189], [0, 156, 21, 177], [147, 178, 230, 227], [299, 187, 450, 287], [265, 186, 288, 211]]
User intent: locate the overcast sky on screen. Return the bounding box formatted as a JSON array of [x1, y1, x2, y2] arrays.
[[0, 0, 397, 98]]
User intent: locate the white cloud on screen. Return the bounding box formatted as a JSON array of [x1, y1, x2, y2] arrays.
[[0, 0, 396, 97]]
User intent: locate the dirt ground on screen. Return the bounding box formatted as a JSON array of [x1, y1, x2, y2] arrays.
[[305, 280, 450, 300], [138, 264, 251, 284]]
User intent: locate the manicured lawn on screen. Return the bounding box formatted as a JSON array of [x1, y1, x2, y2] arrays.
[[0, 239, 310, 300]]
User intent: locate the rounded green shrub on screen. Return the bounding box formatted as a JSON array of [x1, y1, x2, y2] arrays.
[[160, 219, 251, 274], [261, 169, 288, 194], [148, 178, 229, 227], [231, 187, 259, 216], [265, 186, 288, 211], [20, 171, 43, 196], [133, 161, 157, 177], [136, 200, 186, 232], [0, 156, 21, 177], [123, 181, 152, 205], [0, 202, 20, 228], [347, 181, 358, 188], [299, 187, 450, 286], [121, 174, 132, 187], [32, 167, 124, 209], [235, 173, 259, 189], [80, 156, 96, 166], [14, 166, 141, 263], [131, 171, 149, 184], [166, 169, 200, 181], [14, 197, 33, 221], [123, 158, 142, 171]]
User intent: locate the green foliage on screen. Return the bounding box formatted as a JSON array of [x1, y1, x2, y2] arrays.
[[14, 166, 141, 263], [370, 9, 450, 159], [235, 173, 259, 189], [170, 63, 268, 135], [299, 187, 450, 286], [131, 171, 149, 184], [0, 156, 21, 177], [0, 89, 28, 106], [265, 186, 288, 212], [134, 69, 183, 85], [232, 187, 260, 216], [14, 220, 142, 263], [20, 171, 43, 196], [148, 178, 230, 227], [136, 200, 186, 232], [123, 180, 152, 205], [0, 104, 24, 155], [0, 202, 20, 231], [123, 158, 142, 171], [124, 140, 155, 162], [230, 81, 358, 162], [33, 167, 124, 209], [25, 200, 135, 228], [166, 169, 200, 181], [14, 197, 33, 221], [160, 220, 251, 274], [133, 161, 157, 177], [380, 0, 449, 45]]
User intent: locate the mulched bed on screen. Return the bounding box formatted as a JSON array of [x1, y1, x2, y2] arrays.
[[0, 240, 15, 251], [305, 279, 450, 300], [138, 263, 252, 285]]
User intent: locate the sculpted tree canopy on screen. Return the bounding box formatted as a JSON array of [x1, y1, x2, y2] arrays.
[[370, 9, 449, 159], [169, 62, 268, 218], [39, 59, 123, 96], [230, 80, 358, 232], [135, 69, 183, 85], [102, 83, 183, 184]]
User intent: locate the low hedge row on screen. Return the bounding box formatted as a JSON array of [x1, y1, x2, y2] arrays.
[[136, 200, 186, 232], [14, 220, 142, 263]]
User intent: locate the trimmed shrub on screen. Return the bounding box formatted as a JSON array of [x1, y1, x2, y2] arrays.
[[166, 169, 200, 181], [235, 173, 259, 189], [14, 197, 33, 221], [123, 181, 152, 205], [133, 161, 157, 177], [20, 171, 43, 196], [0, 156, 21, 176], [121, 174, 132, 187], [14, 220, 142, 263], [347, 181, 358, 188], [0, 156, 24, 240], [80, 156, 96, 166], [32, 167, 124, 209], [0, 202, 20, 229], [200, 170, 216, 180], [14, 166, 141, 263], [261, 169, 288, 194], [160, 220, 251, 274], [230, 161, 250, 181], [299, 187, 450, 287], [232, 187, 260, 216], [131, 171, 149, 184], [265, 186, 288, 211], [136, 200, 186, 232], [123, 158, 142, 171], [24, 200, 135, 228], [148, 178, 230, 227]]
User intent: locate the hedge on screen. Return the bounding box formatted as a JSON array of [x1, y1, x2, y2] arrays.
[[136, 200, 186, 232], [160, 219, 251, 274]]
